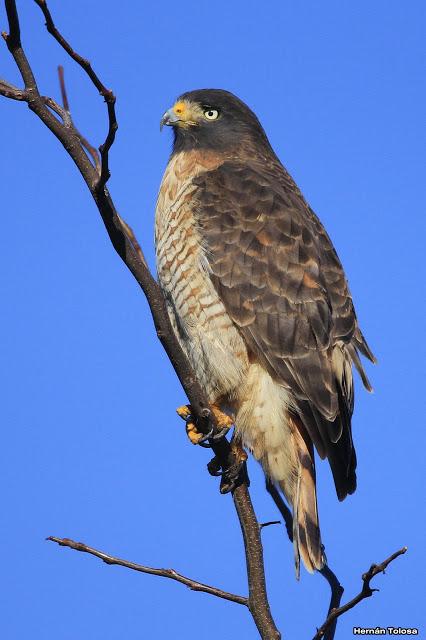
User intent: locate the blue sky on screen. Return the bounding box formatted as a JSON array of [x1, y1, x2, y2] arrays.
[[1, 1, 424, 638]]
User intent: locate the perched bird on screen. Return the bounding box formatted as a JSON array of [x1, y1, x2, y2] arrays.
[[156, 89, 375, 576]]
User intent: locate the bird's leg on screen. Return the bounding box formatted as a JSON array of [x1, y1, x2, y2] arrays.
[[176, 404, 233, 446]]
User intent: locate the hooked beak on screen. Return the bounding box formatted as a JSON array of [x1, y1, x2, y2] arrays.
[[160, 108, 180, 131]]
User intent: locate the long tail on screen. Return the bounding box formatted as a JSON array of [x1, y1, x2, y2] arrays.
[[236, 365, 325, 577], [278, 418, 325, 578]]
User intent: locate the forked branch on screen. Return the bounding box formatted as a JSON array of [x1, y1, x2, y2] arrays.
[[313, 547, 407, 639], [34, 0, 116, 187]]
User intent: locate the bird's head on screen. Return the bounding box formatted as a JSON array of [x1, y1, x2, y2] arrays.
[[160, 89, 272, 155]]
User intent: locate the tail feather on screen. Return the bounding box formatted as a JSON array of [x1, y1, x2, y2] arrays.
[[353, 328, 377, 365], [347, 342, 373, 392], [279, 419, 325, 578], [292, 471, 302, 578]]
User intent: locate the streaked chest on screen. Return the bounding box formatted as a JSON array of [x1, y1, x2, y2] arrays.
[[155, 150, 224, 326], [155, 150, 249, 398]]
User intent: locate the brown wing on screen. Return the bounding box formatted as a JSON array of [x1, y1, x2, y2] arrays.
[[304, 203, 376, 379], [193, 160, 374, 499]]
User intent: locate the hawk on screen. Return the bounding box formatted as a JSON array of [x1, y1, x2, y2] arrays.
[[156, 89, 375, 575]]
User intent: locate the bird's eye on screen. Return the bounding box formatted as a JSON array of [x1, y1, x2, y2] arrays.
[[204, 108, 219, 120]]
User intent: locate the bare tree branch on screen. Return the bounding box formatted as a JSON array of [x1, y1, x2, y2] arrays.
[[317, 565, 344, 640], [33, 0, 111, 96], [313, 547, 408, 640], [1, 3, 281, 639], [47, 537, 248, 606], [3, 2, 97, 186], [98, 97, 117, 188], [33, 0, 116, 188], [234, 487, 281, 639]]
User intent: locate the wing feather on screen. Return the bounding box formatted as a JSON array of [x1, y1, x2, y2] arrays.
[[193, 160, 374, 499]]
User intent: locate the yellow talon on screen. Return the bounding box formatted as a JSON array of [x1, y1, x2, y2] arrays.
[[211, 405, 234, 431], [186, 421, 205, 445], [176, 405, 201, 445], [176, 405, 192, 421], [176, 403, 234, 445]]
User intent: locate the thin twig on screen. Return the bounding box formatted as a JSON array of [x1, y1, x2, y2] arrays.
[[98, 99, 118, 188], [3, 1, 96, 186], [33, 0, 116, 188], [260, 521, 281, 530], [117, 214, 148, 268], [57, 64, 70, 112], [313, 547, 407, 640], [42, 95, 67, 120], [47, 536, 248, 606], [0, 78, 26, 100], [33, 0, 111, 96], [57, 65, 101, 171]]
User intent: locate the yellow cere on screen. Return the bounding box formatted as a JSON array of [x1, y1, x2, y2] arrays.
[[173, 101, 186, 116]]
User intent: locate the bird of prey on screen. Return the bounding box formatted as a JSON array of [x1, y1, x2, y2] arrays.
[[156, 89, 375, 576]]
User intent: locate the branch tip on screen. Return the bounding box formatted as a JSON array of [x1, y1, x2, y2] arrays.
[[260, 520, 281, 530]]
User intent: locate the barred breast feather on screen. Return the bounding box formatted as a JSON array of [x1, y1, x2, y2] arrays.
[[155, 150, 250, 400]]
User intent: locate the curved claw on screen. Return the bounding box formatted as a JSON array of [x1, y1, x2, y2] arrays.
[[196, 426, 214, 445], [220, 461, 245, 493], [197, 424, 231, 446], [207, 454, 248, 488], [177, 404, 232, 447], [220, 440, 249, 493], [210, 425, 232, 442], [207, 456, 222, 476]]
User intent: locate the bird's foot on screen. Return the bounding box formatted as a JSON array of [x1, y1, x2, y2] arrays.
[[207, 439, 248, 494], [176, 404, 233, 446]]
